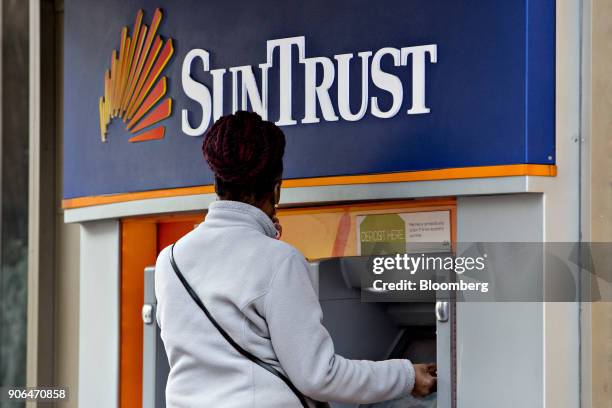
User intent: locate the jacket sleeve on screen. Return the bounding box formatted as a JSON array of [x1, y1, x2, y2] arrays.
[[263, 251, 415, 404]]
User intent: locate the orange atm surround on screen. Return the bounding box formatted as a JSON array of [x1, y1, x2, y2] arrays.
[[119, 198, 457, 408]]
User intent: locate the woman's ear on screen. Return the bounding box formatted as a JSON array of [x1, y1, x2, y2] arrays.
[[213, 178, 220, 197], [274, 181, 281, 205]]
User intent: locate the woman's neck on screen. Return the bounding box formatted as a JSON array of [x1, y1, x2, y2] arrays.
[[217, 196, 275, 219]]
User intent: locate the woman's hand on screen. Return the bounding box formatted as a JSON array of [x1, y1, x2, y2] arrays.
[[272, 215, 282, 239], [411, 363, 437, 397]]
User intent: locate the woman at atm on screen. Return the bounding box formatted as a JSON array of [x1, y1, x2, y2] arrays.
[[155, 111, 436, 407]]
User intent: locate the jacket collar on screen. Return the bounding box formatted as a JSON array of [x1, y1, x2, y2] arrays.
[[206, 200, 277, 238]]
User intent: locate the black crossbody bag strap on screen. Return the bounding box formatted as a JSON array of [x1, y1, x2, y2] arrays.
[[169, 244, 311, 408]]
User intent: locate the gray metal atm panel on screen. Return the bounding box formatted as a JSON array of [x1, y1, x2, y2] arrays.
[[143, 266, 170, 408], [456, 194, 544, 408]]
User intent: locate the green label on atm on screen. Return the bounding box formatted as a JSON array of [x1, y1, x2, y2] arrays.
[[359, 214, 406, 255]]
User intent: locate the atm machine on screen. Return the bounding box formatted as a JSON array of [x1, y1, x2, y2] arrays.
[[313, 256, 453, 408], [142, 257, 454, 408]]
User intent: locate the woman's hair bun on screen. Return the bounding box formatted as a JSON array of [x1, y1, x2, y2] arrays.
[[202, 111, 285, 186]]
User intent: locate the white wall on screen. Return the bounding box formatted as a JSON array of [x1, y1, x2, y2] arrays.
[[78, 220, 120, 408]]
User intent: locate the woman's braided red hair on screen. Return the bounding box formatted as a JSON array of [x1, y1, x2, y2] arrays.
[[203, 111, 285, 199]]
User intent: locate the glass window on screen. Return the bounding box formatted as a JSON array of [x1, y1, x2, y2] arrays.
[[0, 1, 29, 406]]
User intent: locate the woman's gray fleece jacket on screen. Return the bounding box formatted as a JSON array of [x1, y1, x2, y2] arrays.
[[155, 200, 415, 407]]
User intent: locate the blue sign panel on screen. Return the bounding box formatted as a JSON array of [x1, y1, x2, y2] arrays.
[[64, 0, 555, 199]]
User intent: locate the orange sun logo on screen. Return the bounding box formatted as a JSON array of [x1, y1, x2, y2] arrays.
[[99, 8, 174, 143]]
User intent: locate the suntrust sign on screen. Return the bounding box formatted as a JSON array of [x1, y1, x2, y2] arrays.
[[181, 37, 436, 135], [64, 0, 555, 202]]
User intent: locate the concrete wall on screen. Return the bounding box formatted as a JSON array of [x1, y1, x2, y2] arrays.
[[53, 1, 81, 406], [587, 0, 612, 406]]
